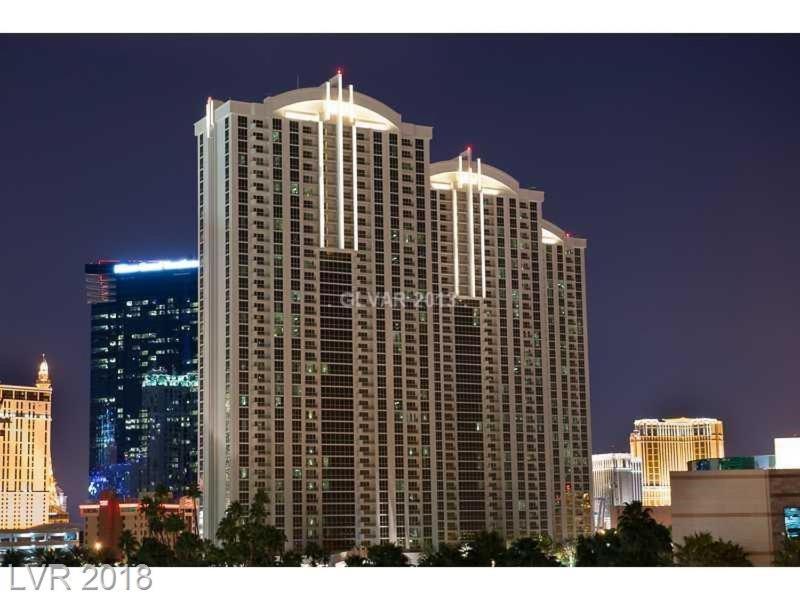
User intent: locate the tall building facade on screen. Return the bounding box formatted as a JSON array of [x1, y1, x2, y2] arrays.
[[140, 370, 198, 494], [196, 74, 591, 549], [630, 417, 724, 507], [591, 453, 642, 529], [0, 357, 68, 529], [85, 259, 198, 498]]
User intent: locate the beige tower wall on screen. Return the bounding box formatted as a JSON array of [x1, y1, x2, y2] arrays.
[[0, 372, 60, 530], [672, 470, 774, 566]]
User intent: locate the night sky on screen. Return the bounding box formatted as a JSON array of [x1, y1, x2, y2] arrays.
[[1, 35, 799, 518]]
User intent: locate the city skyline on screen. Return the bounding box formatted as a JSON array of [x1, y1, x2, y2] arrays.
[[2, 35, 800, 520]]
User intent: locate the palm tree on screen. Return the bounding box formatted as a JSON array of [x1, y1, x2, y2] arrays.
[[138, 495, 158, 538], [615, 501, 672, 566], [164, 513, 187, 547], [185, 482, 201, 536], [119, 529, 140, 564]]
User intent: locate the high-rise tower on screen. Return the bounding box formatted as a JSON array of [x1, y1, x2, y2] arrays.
[[85, 259, 198, 498], [196, 74, 591, 548]]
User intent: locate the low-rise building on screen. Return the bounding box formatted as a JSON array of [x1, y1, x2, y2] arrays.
[[79, 491, 197, 559], [672, 441, 800, 566]]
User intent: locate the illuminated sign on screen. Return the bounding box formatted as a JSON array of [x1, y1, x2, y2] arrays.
[[112, 259, 199, 275]]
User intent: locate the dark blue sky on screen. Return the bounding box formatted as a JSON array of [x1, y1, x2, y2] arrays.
[[1, 35, 799, 517]]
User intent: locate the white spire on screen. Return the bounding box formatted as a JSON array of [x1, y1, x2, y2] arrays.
[[37, 354, 51, 387]]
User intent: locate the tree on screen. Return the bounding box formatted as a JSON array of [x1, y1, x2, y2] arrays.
[[64, 547, 89, 567], [366, 542, 409, 566], [216, 489, 285, 566], [463, 531, 507, 566], [303, 541, 328, 567], [279, 551, 303, 566], [575, 530, 624, 566], [774, 536, 800, 566], [674, 532, 751, 566], [185, 482, 202, 536], [418, 543, 467, 566], [344, 554, 366, 567], [2, 549, 26, 567], [173, 531, 216, 566], [68, 545, 103, 566], [343, 543, 408, 567], [501, 537, 561, 567], [31, 547, 83, 567], [139, 495, 163, 543], [615, 502, 672, 566], [576, 502, 672, 567], [136, 537, 174, 566], [164, 513, 187, 547], [118, 529, 140, 565], [32, 547, 58, 566]]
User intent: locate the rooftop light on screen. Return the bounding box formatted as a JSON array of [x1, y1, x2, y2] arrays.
[[113, 259, 199, 275]]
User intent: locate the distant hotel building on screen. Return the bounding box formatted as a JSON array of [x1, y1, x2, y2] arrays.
[[630, 417, 724, 507], [196, 74, 592, 550], [592, 453, 642, 529], [85, 259, 198, 498], [0, 357, 68, 529]]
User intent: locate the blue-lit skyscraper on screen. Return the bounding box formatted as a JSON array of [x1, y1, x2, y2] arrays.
[[85, 259, 198, 498]]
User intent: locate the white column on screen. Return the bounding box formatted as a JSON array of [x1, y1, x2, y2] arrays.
[[478, 158, 486, 298], [336, 73, 345, 250], [452, 186, 459, 297], [467, 162, 475, 298], [350, 84, 358, 251], [318, 119, 325, 248]]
